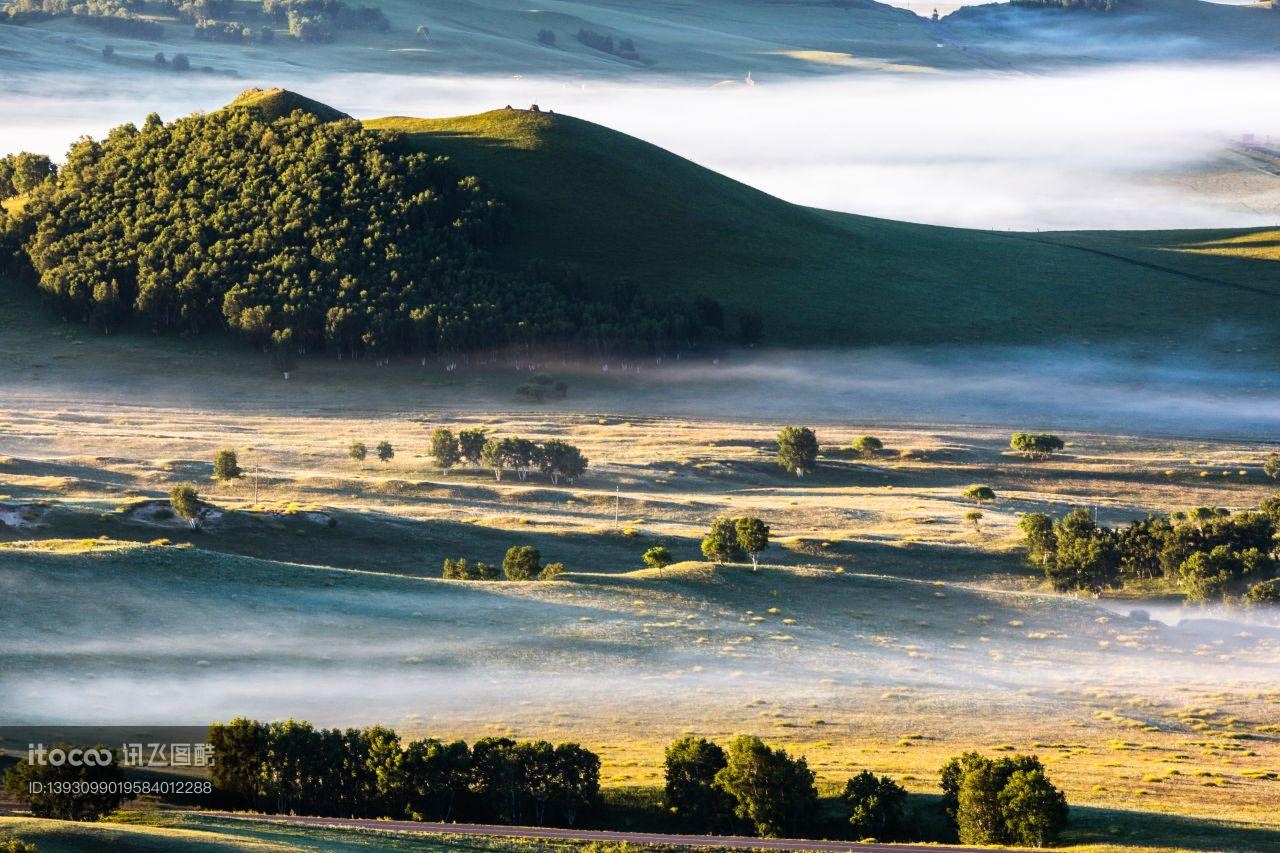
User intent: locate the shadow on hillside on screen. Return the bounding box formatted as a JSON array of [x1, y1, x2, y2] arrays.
[[1065, 803, 1280, 851]]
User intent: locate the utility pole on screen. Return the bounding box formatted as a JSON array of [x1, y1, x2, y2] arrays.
[[614, 480, 621, 530]]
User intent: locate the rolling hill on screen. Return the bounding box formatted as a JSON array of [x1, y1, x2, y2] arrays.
[[361, 94, 1280, 348]]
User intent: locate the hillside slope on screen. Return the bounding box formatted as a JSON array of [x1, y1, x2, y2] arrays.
[[368, 106, 1280, 347], [942, 0, 1280, 68]]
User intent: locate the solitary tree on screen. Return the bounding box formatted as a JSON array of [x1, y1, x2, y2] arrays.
[[963, 485, 996, 504], [735, 517, 770, 571], [503, 545, 542, 580], [1264, 452, 1280, 480], [1010, 433, 1064, 461], [965, 510, 984, 533], [349, 440, 368, 466], [169, 484, 201, 528], [643, 545, 673, 571], [776, 426, 819, 477], [702, 518, 745, 563], [213, 449, 242, 483], [430, 428, 460, 472], [481, 438, 507, 481], [376, 441, 395, 464]]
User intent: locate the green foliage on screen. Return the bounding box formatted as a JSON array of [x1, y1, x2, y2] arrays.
[[376, 441, 394, 464], [429, 427, 460, 471], [0, 0, 164, 37], [642, 545, 672, 570], [168, 483, 200, 524], [2, 743, 127, 820], [348, 440, 367, 464], [964, 509, 984, 531], [538, 438, 588, 484], [1010, 433, 1065, 460], [1012, 0, 1119, 9], [843, 770, 907, 841], [734, 517, 770, 570], [941, 752, 1066, 847], [502, 545, 541, 580], [0, 152, 56, 201], [701, 517, 745, 563], [442, 557, 498, 580], [851, 435, 883, 456], [539, 561, 565, 581], [212, 448, 241, 482], [0, 839, 38, 853], [1023, 500, 1278, 601], [776, 426, 818, 477], [1264, 452, 1280, 480], [205, 718, 598, 826], [963, 484, 996, 504], [1245, 579, 1280, 604], [712, 735, 818, 838], [458, 427, 487, 465], [663, 737, 731, 834]]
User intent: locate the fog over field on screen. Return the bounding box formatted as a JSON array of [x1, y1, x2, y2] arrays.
[[3, 62, 1278, 230]]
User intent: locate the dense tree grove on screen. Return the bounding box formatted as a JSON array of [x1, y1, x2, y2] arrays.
[[0, 0, 164, 37], [207, 718, 600, 826], [0, 152, 56, 200], [940, 753, 1067, 847], [1012, 0, 1120, 9], [2, 743, 127, 821], [1020, 498, 1279, 602], [0, 106, 730, 360]]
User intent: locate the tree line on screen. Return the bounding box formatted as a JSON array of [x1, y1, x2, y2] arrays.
[[1019, 496, 1280, 603], [429, 427, 589, 484], [0, 106, 737, 362], [663, 735, 1067, 845], [443, 544, 564, 581], [206, 718, 599, 826], [0, 0, 164, 38]]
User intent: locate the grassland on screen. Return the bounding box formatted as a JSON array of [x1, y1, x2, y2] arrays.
[[361, 104, 1280, 348], [0, 316, 1278, 852]]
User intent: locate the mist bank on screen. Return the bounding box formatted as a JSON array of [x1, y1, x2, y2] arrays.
[[2, 63, 1278, 231]]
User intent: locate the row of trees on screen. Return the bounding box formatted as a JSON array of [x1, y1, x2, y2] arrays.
[[207, 718, 600, 826], [0, 108, 740, 361], [1020, 497, 1279, 602], [430, 428, 588, 484], [443, 545, 564, 581], [664, 737, 1068, 845]]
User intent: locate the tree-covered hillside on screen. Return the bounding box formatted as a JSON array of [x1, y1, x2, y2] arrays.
[[0, 91, 719, 358]]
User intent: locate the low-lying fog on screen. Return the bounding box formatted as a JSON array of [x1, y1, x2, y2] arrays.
[[3, 62, 1279, 231]]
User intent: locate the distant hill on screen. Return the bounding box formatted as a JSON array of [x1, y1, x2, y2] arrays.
[[368, 104, 1280, 347], [225, 87, 351, 123], [943, 0, 1280, 67]]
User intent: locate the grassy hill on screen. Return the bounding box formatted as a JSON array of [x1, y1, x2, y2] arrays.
[[365, 103, 1280, 348]]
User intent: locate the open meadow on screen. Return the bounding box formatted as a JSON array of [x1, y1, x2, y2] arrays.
[[1, 294, 1279, 850]]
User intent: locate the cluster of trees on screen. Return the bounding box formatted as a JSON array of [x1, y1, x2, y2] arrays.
[[443, 545, 564, 581], [348, 440, 395, 465], [0, 109, 737, 362], [1010, 433, 1065, 460], [776, 426, 818, 477], [430, 428, 588, 484], [0, 152, 56, 201], [664, 738, 1068, 845], [207, 718, 600, 826], [515, 373, 567, 402], [262, 0, 389, 42], [1012, 0, 1120, 9], [3, 742, 127, 821], [575, 27, 638, 60], [1020, 497, 1279, 602], [0, 0, 164, 38], [536, 27, 554, 45], [701, 516, 769, 569], [941, 752, 1068, 847]]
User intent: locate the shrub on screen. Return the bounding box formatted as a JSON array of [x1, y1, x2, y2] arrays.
[[536, 28, 555, 44], [539, 561, 565, 581], [851, 435, 883, 456], [348, 440, 367, 465], [503, 545, 541, 580], [642, 545, 672, 570]]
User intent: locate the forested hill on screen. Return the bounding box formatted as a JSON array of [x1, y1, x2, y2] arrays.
[[2, 88, 1280, 359]]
